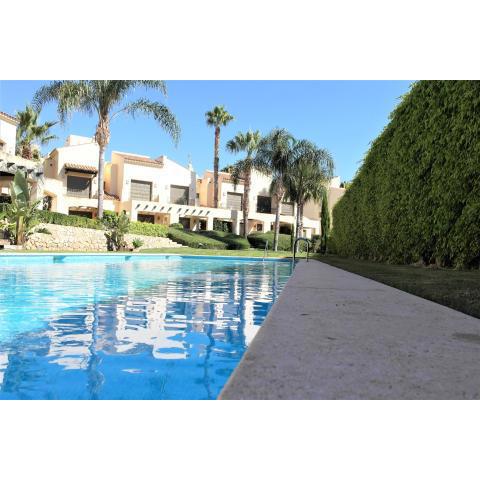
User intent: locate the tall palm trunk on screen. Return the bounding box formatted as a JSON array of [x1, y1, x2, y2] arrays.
[[21, 144, 33, 160], [97, 144, 105, 219], [213, 126, 220, 208], [273, 185, 285, 252], [295, 201, 304, 253], [95, 117, 110, 219], [242, 167, 251, 239]]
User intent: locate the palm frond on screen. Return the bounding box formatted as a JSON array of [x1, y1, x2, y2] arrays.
[[205, 105, 234, 127], [33, 81, 95, 123], [125, 98, 180, 145]]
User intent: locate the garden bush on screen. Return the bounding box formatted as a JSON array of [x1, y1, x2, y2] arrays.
[[167, 228, 226, 249], [332, 80, 480, 268], [170, 223, 184, 229], [200, 230, 250, 250], [247, 232, 293, 251], [128, 221, 168, 237], [37, 211, 169, 238], [38, 210, 103, 229]]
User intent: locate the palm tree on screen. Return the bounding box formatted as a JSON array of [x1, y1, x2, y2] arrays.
[[205, 106, 234, 208], [285, 140, 334, 248], [33, 81, 180, 218], [255, 129, 296, 251], [320, 189, 330, 253], [16, 105, 58, 160], [226, 130, 262, 238]]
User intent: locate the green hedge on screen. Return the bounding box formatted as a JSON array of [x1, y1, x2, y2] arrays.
[[200, 230, 250, 250], [129, 221, 168, 238], [37, 211, 168, 238], [37, 210, 104, 229], [332, 80, 480, 268], [247, 232, 293, 251], [167, 228, 226, 249]]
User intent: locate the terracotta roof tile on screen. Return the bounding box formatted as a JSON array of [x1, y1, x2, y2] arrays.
[[64, 163, 98, 173], [119, 153, 164, 167], [0, 111, 19, 125]]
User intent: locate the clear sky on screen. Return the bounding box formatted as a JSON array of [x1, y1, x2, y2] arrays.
[[0, 80, 412, 182]]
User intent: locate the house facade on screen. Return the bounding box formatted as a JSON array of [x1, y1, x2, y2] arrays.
[[2, 124, 346, 238], [0, 112, 43, 205]]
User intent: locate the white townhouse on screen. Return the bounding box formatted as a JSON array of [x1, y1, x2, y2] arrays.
[[1, 126, 346, 238], [0, 111, 43, 204]]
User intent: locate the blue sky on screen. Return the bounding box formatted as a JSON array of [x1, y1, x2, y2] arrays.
[[0, 80, 412, 182]]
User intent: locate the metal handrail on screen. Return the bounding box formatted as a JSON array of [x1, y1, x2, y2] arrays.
[[293, 237, 310, 263], [263, 240, 269, 260]]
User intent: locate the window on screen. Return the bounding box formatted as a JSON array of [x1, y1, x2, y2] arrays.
[[170, 185, 189, 205], [256, 196, 272, 214], [42, 195, 53, 211], [226, 192, 243, 210], [199, 219, 207, 230], [67, 175, 91, 198], [179, 216, 190, 229], [138, 214, 155, 224], [69, 209, 93, 219], [213, 219, 232, 232], [280, 224, 292, 234], [281, 201, 294, 216], [256, 223, 263, 232], [131, 180, 152, 201]]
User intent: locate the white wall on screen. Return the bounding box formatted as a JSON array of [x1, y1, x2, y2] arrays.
[[110, 153, 196, 204], [0, 118, 17, 155]]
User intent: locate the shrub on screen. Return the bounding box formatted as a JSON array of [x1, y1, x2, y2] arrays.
[[248, 232, 293, 251], [132, 238, 144, 249], [310, 234, 321, 253], [35, 227, 52, 235], [38, 210, 103, 230], [128, 221, 168, 237], [213, 219, 232, 232], [170, 223, 184, 229], [103, 211, 130, 251], [167, 228, 226, 249], [332, 80, 480, 268], [200, 230, 250, 250]]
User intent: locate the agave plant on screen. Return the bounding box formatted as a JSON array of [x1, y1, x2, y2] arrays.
[[6, 171, 40, 244]]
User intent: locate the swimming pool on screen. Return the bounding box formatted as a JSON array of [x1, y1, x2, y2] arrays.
[[0, 254, 293, 399]]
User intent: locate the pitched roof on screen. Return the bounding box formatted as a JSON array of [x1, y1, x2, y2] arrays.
[[116, 152, 164, 168], [0, 111, 19, 125], [64, 163, 98, 174]]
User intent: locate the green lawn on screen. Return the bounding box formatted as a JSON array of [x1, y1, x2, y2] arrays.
[[317, 254, 480, 319]]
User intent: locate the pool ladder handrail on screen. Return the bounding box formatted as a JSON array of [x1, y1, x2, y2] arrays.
[[263, 240, 269, 260], [292, 237, 310, 263]]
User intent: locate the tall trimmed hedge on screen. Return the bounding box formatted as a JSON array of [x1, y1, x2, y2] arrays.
[[332, 81, 480, 268]]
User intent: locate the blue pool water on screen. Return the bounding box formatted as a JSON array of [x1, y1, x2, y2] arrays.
[[0, 254, 292, 400]]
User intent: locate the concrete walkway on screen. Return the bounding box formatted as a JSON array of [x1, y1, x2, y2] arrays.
[[220, 260, 480, 399]]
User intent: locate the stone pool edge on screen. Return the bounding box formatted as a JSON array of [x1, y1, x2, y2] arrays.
[[219, 260, 480, 400]]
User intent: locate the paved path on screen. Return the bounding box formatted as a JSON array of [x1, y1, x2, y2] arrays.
[[220, 260, 480, 399]]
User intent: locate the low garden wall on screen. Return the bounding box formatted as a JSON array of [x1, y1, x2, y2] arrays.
[[24, 224, 181, 252]]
